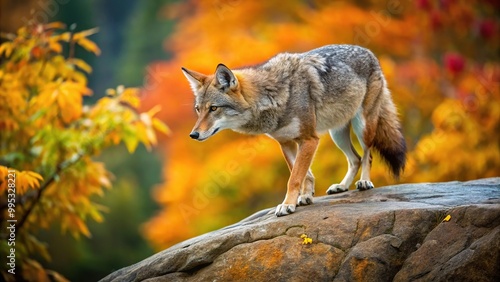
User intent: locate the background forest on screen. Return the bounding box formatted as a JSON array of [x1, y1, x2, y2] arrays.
[[1, 0, 498, 281]]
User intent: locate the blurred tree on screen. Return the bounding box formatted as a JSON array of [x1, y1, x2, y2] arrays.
[[39, 145, 163, 281], [402, 0, 500, 181], [140, 0, 499, 250], [0, 22, 167, 281], [88, 0, 137, 98], [33, 1, 176, 280], [48, 1, 97, 98], [0, 0, 38, 34], [116, 0, 175, 87], [49, 0, 138, 99]]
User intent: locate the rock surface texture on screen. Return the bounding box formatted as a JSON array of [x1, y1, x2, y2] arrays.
[[101, 178, 500, 282]]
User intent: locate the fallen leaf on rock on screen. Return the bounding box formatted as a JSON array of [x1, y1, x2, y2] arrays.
[[442, 215, 451, 222]]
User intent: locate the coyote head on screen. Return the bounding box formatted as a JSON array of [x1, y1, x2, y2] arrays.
[[181, 64, 251, 141]]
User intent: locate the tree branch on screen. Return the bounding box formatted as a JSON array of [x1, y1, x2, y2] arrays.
[[68, 23, 77, 60], [15, 153, 83, 233]]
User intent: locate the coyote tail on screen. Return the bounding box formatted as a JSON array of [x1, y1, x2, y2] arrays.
[[372, 88, 407, 179]]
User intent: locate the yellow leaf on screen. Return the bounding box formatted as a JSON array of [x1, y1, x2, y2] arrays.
[[72, 27, 99, 40], [123, 134, 139, 153], [147, 105, 162, 117], [105, 88, 116, 96], [70, 58, 92, 73], [136, 122, 151, 150], [26, 171, 44, 181], [23, 171, 43, 190], [442, 214, 451, 222], [56, 82, 90, 123], [153, 117, 170, 135], [52, 32, 71, 42], [121, 88, 140, 108], [0, 42, 14, 57], [76, 37, 101, 55], [89, 207, 104, 223], [146, 128, 157, 146]]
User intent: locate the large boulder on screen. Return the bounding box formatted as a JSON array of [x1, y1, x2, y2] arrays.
[[101, 178, 500, 282]]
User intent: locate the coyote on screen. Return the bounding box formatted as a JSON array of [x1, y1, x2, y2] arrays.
[[182, 44, 406, 217]]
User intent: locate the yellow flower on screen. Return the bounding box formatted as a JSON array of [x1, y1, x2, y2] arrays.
[[300, 234, 313, 245]]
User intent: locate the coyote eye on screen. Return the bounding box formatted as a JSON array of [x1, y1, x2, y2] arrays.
[[195, 106, 200, 113], [209, 106, 218, 112]]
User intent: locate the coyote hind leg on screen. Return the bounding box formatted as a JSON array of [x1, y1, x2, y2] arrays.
[[326, 125, 361, 194], [355, 147, 374, 190], [352, 113, 375, 191]]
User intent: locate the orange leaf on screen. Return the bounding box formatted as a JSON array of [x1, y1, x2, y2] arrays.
[[49, 42, 63, 53], [0, 166, 8, 194], [75, 217, 91, 238], [16, 172, 29, 195], [0, 166, 7, 180], [44, 22, 66, 30]]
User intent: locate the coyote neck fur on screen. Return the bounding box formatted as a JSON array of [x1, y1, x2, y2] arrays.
[[231, 69, 282, 135], [233, 55, 312, 138]]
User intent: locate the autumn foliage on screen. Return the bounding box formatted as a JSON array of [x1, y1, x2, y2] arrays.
[[139, 0, 499, 250], [0, 23, 167, 280]]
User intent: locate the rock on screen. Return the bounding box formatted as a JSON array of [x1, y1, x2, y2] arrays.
[[100, 178, 500, 282], [394, 204, 500, 281]]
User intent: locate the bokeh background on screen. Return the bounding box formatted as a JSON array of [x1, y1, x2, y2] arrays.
[[1, 0, 499, 281]]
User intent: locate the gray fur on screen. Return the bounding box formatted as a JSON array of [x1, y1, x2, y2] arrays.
[[233, 45, 382, 136]]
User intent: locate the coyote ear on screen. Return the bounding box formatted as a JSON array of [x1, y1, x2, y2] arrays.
[[181, 67, 207, 94], [215, 64, 238, 91]]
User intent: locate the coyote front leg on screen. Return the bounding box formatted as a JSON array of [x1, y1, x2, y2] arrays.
[[279, 140, 316, 207], [275, 136, 319, 217]]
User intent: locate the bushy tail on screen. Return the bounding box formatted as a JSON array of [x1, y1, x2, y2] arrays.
[[373, 89, 407, 179]]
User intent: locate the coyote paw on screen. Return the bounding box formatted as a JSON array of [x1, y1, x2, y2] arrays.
[[356, 180, 374, 191], [275, 203, 296, 217], [326, 184, 348, 194], [297, 194, 314, 206]]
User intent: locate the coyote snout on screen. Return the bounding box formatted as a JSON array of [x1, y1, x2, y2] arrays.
[[189, 127, 219, 141], [182, 44, 407, 217]]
